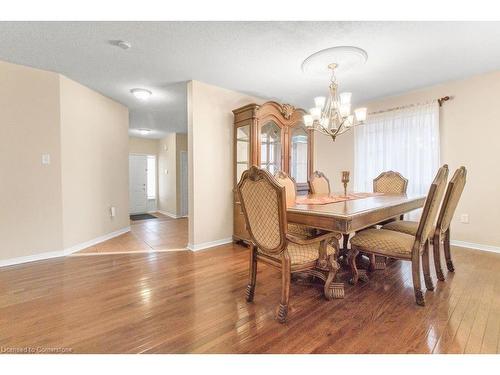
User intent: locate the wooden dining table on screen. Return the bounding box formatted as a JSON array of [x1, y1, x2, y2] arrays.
[[288, 192, 426, 256]]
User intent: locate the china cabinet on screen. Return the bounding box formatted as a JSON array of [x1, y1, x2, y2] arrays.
[[233, 101, 314, 242]]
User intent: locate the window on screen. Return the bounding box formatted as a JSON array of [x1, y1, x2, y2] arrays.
[[354, 102, 440, 207], [147, 155, 156, 199]]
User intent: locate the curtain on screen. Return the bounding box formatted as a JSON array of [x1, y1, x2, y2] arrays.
[[354, 101, 440, 212]]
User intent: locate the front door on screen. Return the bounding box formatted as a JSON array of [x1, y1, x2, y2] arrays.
[[129, 154, 148, 214]]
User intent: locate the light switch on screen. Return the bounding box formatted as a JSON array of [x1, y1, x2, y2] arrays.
[[110, 206, 116, 217], [460, 214, 469, 224], [41, 153, 51, 165]]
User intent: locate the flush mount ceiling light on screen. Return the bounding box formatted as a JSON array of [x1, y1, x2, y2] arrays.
[[138, 128, 152, 135], [130, 88, 152, 101], [302, 46, 368, 141], [117, 40, 132, 50]]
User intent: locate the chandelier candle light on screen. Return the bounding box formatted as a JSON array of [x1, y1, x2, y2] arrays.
[[303, 63, 367, 141]]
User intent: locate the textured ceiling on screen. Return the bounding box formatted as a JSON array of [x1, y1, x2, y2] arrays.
[[1, 21, 500, 138]]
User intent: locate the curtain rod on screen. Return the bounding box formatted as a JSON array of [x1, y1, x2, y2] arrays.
[[368, 96, 451, 115]]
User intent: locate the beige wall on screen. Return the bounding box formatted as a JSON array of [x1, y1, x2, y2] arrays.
[[60, 76, 130, 248], [129, 136, 159, 155], [188, 80, 266, 248], [314, 131, 355, 193], [0, 60, 63, 261], [158, 133, 178, 215], [0, 60, 130, 264], [315, 70, 500, 247]]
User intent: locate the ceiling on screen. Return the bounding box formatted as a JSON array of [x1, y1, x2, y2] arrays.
[[1, 21, 500, 138]]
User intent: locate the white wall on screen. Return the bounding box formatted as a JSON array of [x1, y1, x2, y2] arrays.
[[188, 80, 266, 249], [315, 69, 500, 248]]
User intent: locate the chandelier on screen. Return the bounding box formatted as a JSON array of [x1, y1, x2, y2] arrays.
[[302, 47, 368, 141]]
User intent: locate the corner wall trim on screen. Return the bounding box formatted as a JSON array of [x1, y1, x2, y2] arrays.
[[0, 226, 131, 268], [451, 240, 500, 254], [187, 237, 233, 251]]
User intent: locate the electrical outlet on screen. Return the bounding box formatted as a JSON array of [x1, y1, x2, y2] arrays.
[[460, 214, 469, 224]]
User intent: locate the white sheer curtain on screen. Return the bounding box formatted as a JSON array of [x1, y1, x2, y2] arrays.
[[354, 101, 440, 206]]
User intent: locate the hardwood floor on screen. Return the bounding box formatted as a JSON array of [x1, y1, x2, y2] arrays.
[[76, 213, 188, 255], [0, 243, 499, 353]]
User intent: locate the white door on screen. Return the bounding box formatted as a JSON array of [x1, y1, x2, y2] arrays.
[[129, 155, 148, 214], [180, 151, 188, 217]]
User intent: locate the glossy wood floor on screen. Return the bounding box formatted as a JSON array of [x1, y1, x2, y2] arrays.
[[77, 213, 188, 254], [1, 243, 499, 353]]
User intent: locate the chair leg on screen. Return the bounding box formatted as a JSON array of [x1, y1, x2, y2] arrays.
[[422, 240, 434, 291], [246, 246, 258, 302], [348, 248, 360, 285], [412, 246, 425, 306], [444, 229, 455, 272], [277, 256, 291, 324], [324, 253, 343, 300], [433, 233, 445, 281]]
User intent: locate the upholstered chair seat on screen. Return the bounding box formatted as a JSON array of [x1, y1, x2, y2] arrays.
[[261, 240, 338, 265], [349, 229, 415, 259], [382, 220, 419, 236]]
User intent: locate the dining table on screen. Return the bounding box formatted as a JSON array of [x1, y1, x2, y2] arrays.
[[287, 192, 426, 292]]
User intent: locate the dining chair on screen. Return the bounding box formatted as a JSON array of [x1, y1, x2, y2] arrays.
[[308, 170, 350, 255], [373, 170, 409, 195], [348, 165, 449, 306], [309, 171, 331, 195], [238, 166, 343, 323], [369, 170, 409, 270], [382, 166, 467, 280], [275, 171, 322, 238]]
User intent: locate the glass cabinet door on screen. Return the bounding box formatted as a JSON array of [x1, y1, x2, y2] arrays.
[[236, 125, 250, 183], [290, 125, 309, 184], [260, 121, 282, 175]]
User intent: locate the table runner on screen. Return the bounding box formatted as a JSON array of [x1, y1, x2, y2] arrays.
[[295, 192, 384, 205]]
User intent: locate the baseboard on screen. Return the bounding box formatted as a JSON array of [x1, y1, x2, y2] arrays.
[[63, 226, 131, 255], [451, 240, 500, 254], [0, 226, 130, 268], [158, 210, 181, 219], [187, 237, 233, 251], [0, 250, 67, 268]]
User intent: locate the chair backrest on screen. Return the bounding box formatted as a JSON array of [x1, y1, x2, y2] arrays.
[[309, 171, 331, 194], [237, 166, 287, 255], [415, 165, 449, 243], [274, 171, 297, 208], [436, 166, 467, 235], [373, 171, 408, 194]]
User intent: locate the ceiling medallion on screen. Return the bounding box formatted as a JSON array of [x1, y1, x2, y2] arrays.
[[302, 46, 368, 141]]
